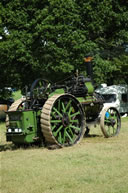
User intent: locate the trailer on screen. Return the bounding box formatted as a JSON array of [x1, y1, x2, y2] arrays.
[[96, 84, 128, 116]]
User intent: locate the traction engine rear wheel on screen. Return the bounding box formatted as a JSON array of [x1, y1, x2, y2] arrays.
[[40, 94, 85, 147], [100, 107, 121, 138], [6, 98, 25, 128]]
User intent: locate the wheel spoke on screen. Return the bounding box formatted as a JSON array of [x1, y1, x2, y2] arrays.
[[51, 124, 57, 131], [66, 130, 73, 143], [51, 111, 56, 118], [65, 100, 72, 111], [62, 102, 66, 113], [58, 132, 62, 144], [68, 106, 73, 116], [68, 126, 74, 138], [107, 126, 111, 135], [50, 120, 62, 123], [69, 125, 81, 131], [105, 119, 111, 123], [113, 126, 116, 134], [113, 112, 117, 119], [70, 119, 79, 123], [53, 107, 63, 117], [70, 111, 80, 118], [53, 125, 63, 137]]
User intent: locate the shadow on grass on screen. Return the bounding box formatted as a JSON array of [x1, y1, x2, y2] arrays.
[[0, 143, 18, 152], [0, 133, 103, 152], [0, 143, 46, 152], [0, 143, 47, 152], [84, 133, 103, 138]]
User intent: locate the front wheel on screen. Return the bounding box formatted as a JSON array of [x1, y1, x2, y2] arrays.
[[100, 107, 121, 138]]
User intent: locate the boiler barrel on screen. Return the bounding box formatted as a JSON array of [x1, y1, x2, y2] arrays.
[[85, 82, 94, 94]]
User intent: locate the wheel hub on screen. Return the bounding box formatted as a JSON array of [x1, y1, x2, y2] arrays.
[[110, 119, 116, 127], [62, 113, 70, 127]]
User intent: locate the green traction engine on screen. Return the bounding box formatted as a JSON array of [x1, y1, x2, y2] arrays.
[[6, 62, 121, 147]]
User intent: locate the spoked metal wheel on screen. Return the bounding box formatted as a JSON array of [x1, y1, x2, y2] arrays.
[[100, 107, 121, 138], [40, 94, 85, 147]]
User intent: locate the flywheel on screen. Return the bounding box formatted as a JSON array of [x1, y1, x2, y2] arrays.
[[40, 94, 85, 147]]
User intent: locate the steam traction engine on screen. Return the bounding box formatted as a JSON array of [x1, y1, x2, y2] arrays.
[[6, 60, 121, 147]]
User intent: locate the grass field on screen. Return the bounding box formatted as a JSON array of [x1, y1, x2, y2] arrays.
[[0, 118, 128, 193]]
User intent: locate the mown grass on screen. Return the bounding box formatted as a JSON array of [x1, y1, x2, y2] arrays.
[[0, 118, 128, 193]]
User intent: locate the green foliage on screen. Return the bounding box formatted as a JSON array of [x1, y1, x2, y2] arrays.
[[0, 0, 128, 89], [77, 0, 128, 85], [93, 54, 128, 85], [12, 90, 22, 100], [0, 88, 12, 100], [112, 55, 128, 84], [93, 55, 116, 85]]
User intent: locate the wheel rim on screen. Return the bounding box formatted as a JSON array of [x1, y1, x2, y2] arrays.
[[100, 107, 121, 137], [41, 94, 85, 147]]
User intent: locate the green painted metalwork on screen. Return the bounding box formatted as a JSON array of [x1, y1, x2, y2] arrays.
[[85, 82, 94, 94], [6, 110, 41, 144], [49, 89, 65, 98]]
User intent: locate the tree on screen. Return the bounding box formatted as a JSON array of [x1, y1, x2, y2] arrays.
[[0, 0, 94, 89], [76, 0, 128, 84], [0, 0, 128, 90]]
